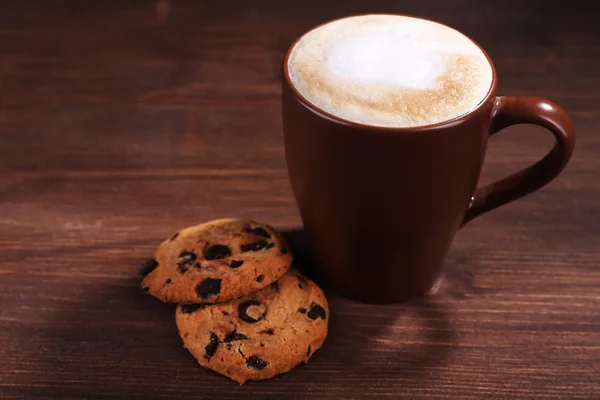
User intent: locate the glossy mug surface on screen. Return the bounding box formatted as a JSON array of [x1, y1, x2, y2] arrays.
[[281, 14, 575, 303]]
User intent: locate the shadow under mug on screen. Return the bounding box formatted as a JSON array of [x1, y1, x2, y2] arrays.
[[281, 15, 576, 304]]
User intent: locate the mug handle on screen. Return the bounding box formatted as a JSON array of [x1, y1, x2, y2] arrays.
[[462, 96, 576, 225]]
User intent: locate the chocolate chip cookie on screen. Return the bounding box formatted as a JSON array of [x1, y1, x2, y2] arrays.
[[175, 269, 329, 384], [141, 219, 292, 304]]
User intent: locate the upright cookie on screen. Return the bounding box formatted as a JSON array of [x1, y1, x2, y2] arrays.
[[141, 219, 292, 304], [175, 269, 329, 384]]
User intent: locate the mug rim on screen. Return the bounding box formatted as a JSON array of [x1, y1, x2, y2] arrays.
[[282, 13, 499, 133]]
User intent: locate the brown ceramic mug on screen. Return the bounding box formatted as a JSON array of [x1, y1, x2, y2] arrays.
[[281, 15, 576, 303]]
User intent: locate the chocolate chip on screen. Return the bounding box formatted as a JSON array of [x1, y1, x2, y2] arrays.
[[204, 332, 218, 360], [246, 356, 268, 370], [193, 262, 201, 269], [179, 251, 197, 262], [224, 330, 248, 343], [307, 345, 312, 357], [260, 343, 265, 347], [165, 278, 172, 284], [177, 251, 197, 273], [140, 258, 158, 277], [298, 308, 307, 314], [297, 276, 308, 290], [180, 304, 204, 314], [238, 300, 266, 323], [307, 303, 326, 320], [230, 260, 244, 268], [255, 275, 264, 283], [246, 227, 271, 238], [204, 245, 231, 260], [241, 241, 269, 252], [196, 278, 221, 299], [178, 265, 189, 273], [170, 232, 179, 241], [259, 329, 274, 335]]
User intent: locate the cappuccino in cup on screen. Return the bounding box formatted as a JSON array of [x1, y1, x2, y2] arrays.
[[282, 14, 575, 303], [287, 14, 493, 128]]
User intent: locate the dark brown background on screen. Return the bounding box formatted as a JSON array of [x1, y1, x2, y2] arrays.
[[1, 1, 599, 399]]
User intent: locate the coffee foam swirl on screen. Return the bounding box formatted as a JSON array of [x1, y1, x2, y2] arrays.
[[287, 15, 493, 127]]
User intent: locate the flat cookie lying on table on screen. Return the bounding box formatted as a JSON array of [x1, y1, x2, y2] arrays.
[[141, 218, 292, 304], [175, 269, 329, 384]]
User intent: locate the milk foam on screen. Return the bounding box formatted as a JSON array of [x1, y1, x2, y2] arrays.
[[287, 15, 494, 127]]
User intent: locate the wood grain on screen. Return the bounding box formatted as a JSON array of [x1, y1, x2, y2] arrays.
[[1, 1, 599, 399]]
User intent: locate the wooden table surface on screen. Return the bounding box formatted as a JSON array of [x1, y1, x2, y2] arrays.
[[1, 1, 599, 399]]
